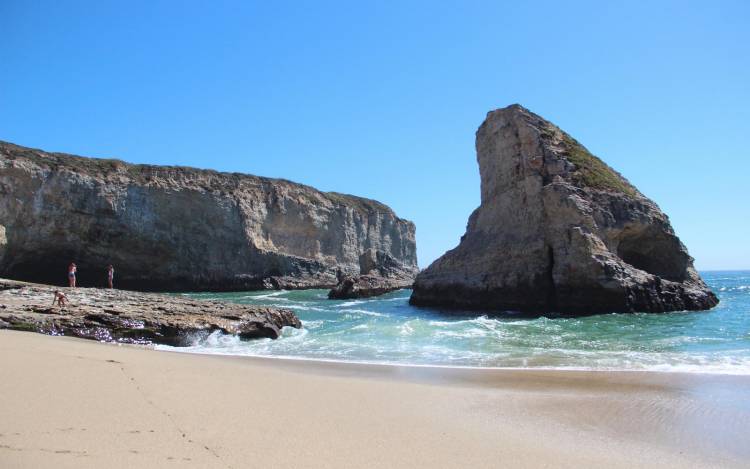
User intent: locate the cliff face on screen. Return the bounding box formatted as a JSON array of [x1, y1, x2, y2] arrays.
[[410, 105, 717, 314], [0, 141, 418, 291]]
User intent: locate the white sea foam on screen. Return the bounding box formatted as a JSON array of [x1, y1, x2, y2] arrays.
[[399, 322, 414, 336], [335, 300, 366, 308], [338, 308, 386, 317], [279, 304, 330, 312], [434, 327, 490, 339], [248, 291, 289, 299], [302, 320, 325, 329], [158, 272, 750, 375], [154, 345, 750, 376]]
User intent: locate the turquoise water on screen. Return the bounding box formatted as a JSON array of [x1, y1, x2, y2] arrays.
[[160, 271, 750, 374]]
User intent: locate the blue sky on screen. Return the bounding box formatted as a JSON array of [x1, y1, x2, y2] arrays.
[[2, 1, 748, 269]]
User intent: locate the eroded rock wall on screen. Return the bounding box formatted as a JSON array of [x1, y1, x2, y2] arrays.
[[410, 105, 717, 314], [0, 141, 418, 291]]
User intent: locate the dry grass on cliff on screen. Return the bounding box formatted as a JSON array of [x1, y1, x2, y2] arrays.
[[561, 135, 636, 196], [325, 191, 392, 214]]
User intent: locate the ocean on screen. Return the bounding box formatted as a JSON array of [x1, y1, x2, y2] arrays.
[[158, 271, 750, 374]]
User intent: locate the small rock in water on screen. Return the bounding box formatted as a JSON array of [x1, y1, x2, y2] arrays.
[[328, 275, 412, 300]]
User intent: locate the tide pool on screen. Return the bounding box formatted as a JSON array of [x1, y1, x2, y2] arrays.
[[158, 271, 750, 374]]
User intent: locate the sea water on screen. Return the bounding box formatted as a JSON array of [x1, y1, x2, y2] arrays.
[[158, 271, 750, 374]]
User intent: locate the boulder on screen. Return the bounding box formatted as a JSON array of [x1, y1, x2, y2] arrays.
[[328, 275, 412, 300], [410, 105, 718, 314]]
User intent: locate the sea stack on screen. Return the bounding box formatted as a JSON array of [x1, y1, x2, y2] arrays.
[[410, 105, 718, 314], [0, 141, 418, 291]]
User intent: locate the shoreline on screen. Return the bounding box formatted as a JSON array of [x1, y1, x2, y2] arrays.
[[157, 345, 750, 376], [3, 276, 746, 376], [2, 330, 749, 468]]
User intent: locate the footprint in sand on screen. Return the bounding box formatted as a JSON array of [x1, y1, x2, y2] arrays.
[[0, 444, 22, 451]]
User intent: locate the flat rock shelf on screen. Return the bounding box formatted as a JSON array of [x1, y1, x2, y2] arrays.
[[0, 278, 301, 345]]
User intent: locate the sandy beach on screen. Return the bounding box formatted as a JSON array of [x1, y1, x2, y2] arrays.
[[0, 330, 748, 469]]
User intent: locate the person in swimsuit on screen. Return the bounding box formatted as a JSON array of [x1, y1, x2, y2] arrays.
[[106, 264, 114, 289], [68, 262, 77, 288], [52, 290, 68, 307]]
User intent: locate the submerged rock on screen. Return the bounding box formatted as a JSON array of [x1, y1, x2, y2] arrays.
[[410, 104, 718, 314], [0, 141, 418, 291], [0, 278, 301, 344]]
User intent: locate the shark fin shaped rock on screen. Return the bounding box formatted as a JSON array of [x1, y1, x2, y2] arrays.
[[410, 104, 718, 314]]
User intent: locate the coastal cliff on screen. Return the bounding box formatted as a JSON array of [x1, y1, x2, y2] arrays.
[[0, 141, 418, 291], [410, 105, 718, 314]]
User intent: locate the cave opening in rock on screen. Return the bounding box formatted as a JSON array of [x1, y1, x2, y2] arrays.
[[616, 231, 688, 282]]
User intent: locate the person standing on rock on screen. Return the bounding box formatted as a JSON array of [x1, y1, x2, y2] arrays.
[[106, 264, 114, 289], [67, 262, 77, 288]]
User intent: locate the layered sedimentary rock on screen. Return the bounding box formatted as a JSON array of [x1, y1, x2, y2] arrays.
[[0, 141, 418, 291], [328, 275, 412, 299], [327, 248, 414, 299], [410, 105, 718, 314], [0, 278, 301, 344]]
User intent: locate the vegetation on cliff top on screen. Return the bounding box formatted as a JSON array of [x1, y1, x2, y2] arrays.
[[1, 141, 397, 215], [325, 191, 391, 214], [561, 134, 636, 196]]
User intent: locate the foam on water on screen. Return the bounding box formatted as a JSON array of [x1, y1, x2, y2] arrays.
[[157, 271, 750, 374]]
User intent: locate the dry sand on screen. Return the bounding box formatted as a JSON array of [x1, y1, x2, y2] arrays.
[[0, 329, 748, 468]]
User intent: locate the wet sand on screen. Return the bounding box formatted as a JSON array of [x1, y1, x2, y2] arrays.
[[0, 330, 748, 468]]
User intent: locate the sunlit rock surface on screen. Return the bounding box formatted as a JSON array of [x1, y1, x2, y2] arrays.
[[0, 141, 418, 291], [410, 105, 718, 314], [0, 278, 301, 343]]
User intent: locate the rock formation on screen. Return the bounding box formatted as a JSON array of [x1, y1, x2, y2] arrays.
[[410, 105, 718, 314], [0, 141, 418, 291], [0, 278, 301, 344], [328, 275, 412, 299], [327, 248, 414, 299]]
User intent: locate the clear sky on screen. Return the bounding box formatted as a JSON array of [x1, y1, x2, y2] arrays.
[[1, 1, 748, 270]]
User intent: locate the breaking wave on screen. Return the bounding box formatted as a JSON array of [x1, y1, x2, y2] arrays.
[[158, 271, 750, 374]]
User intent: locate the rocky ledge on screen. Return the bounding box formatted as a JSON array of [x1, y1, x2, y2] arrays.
[[410, 104, 718, 314], [328, 248, 415, 299], [328, 275, 412, 300], [0, 279, 302, 345]]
